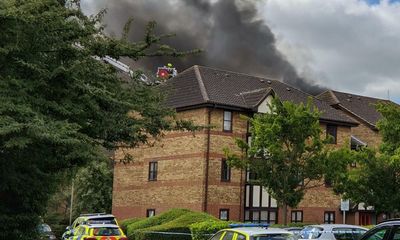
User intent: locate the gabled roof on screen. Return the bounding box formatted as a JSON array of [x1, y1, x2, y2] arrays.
[[317, 90, 394, 129], [163, 65, 357, 126]]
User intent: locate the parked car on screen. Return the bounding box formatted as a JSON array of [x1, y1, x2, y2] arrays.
[[63, 223, 128, 240], [37, 223, 57, 240], [62, 213, 118, 239], [359, 219, 400, 240], [299, 224, 368, 240], [209, 223, 295, 240], [285, 227, 304, 239]]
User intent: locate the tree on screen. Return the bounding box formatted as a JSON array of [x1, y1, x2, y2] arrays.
[[329, 102, 400, 215], [73, 157, 113, 217], [226, 97, 337, 225], [0, 0, 198, 238]]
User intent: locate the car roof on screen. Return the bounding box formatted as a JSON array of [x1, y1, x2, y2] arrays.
[[82, 214, 115, 220], [376, 220, 400, 227], [304, 224, 368, 230], [228, 227, 293, 236]]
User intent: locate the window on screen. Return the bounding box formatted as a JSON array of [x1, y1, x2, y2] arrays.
[[333, 228, 353, 240], [324, 211, 335, 223], [237, 234, 246, 240], [219, 209, 229, 221], [221, 159, 231, 182], [363, 228, 389, 240], [291, 210, 303, 223], [391, 227, 400, 240], [222, 231, 235, 240], [326, 124, 338, 144], [146, 209, 155, 217], [210, 232, 224, 240], [148, 161, 158, 181], [223, 111, 233, 132]]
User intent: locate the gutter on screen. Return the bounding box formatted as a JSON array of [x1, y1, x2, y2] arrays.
[[203, 106, 214, 212]]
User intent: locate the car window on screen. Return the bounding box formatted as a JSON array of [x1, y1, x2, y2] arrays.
[[210, 231, 224, 240], [300, 227, 324, 239], [93, 227, 121, 236], [391, 227, 400, 240], [252, 233, 295, 240], [353, 228, 368, 240], [237, 233, 246, 240], [333, 228, 356, 240], [72, 218, 79, 228], [222, 231, 235, 240], [75, 227, 84, 236], [363, 228, 389, 240], [87, 217, 117, 225]]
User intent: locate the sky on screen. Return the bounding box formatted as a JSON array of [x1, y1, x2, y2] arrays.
[[258, 0, 400, 103], [81, 0, 400, 104]]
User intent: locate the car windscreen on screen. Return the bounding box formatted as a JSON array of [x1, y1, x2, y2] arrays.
[[87, 217, 116, 225], [92, 227, 121, 236], [252, 233, 295, 240], [332, 228, 368, 240], [300, 227, 324, 239]]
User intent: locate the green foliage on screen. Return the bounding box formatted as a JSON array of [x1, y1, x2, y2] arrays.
[[0, 1, 199, 238], [376, 102, 400, 155], [226, 97, 335, 224], [330, 101, 400, 214], [190, 220, 230, 240], [125, 209, 219, 240], [73, 158, 113, 217]]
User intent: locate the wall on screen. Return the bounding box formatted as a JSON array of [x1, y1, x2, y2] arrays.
[[206, 109, 248, 221], [112, 108, 209, 220]]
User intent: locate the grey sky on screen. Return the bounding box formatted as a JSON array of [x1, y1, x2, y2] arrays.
[[259, 0, 400, 102], [81, 0, 400, 103]]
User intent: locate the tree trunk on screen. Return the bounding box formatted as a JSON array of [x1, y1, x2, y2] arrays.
[[283, 203, 288, 226]]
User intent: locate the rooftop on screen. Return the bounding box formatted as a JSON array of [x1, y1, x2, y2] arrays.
[[162, 65, 357, 126], [317, 90, 395, 129]]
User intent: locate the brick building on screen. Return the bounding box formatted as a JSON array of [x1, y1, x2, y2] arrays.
[[317, 90, 394, 225], [112, 65, 387, 224]]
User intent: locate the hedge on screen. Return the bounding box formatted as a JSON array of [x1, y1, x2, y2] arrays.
[[190, 220, 230, 240], [120, 218, 141, 233], [126, 209, 219, 240]]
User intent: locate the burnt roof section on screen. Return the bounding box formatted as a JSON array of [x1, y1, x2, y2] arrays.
[[163, 65, 357, 125], [318, 90, 394, 129]]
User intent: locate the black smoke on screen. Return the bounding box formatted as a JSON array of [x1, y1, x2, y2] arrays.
[[82, 0, 324, 94]]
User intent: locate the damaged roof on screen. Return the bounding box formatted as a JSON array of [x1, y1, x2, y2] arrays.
[[162, 65, 357, 126]]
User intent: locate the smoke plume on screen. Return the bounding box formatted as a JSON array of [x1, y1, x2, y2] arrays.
[[82, 0, 324, 94]]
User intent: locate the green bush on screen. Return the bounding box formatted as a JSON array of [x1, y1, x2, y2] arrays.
[[126, 209, 219, 240], [120, 218, 141, 233], [190, 220, 230, 240], [127, 208, 192, 235]]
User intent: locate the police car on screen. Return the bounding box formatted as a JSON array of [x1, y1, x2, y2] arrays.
[[209, 224, 295, 240], [62, 213, 119, 239], [65, 223, 127, 240]]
